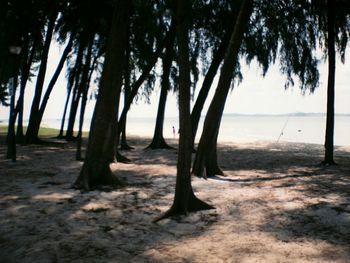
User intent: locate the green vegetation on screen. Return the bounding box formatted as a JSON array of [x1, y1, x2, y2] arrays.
[[0, 125, 88, 138]]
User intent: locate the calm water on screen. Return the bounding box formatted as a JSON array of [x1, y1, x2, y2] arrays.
[[5, 114, 349, 146]]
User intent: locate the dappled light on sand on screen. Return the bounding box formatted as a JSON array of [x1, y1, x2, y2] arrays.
[[1, 138, 349, 262]]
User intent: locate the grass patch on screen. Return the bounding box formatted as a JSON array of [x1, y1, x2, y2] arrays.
[[0, 125, 7, 135], [0, 125, 89, 138], [0, 125, 59, 138]]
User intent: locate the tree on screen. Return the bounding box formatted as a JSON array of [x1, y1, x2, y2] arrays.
[[75, 32, 95, 161], [74, 0, 130, 190], [65, 42, 85, 141], [146, 31, 175, 150], [192, 0, 253, 178], [307, 0, 350, 164], [155, 0, 213, 221], [190, 23, 234, 144], [116, 23, 176, 150], [61, 0, 112, 142], [323, 0, 336, 165], [36, 34, 74, 135], [15, 33, 39, 142], [318, 0, 350, 165], [119, 23, 133, 150], [25, 6, 59, 144], [189, 1, 239, 145]]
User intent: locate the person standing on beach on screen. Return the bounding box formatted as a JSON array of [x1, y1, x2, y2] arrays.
[[172, 126, 176, 138]]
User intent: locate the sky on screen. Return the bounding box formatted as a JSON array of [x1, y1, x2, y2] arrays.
[[0, 42, 350, 123]]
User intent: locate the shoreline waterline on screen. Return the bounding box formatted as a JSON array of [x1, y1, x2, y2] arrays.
[[1, 113, 349, 146]]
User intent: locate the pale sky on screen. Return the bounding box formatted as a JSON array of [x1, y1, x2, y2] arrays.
[[1, 42, 349, 122]]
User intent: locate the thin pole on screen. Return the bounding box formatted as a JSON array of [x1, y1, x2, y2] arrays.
[[276, 115, 291, 143]]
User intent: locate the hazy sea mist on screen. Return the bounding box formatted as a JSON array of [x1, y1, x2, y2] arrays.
[[3, 113, 349, 146]]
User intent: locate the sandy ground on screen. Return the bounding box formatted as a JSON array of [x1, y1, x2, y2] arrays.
[[0, 137, 350, 263]]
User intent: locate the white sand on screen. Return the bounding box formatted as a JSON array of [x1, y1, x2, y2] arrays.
[[0, 137, 349, 262]]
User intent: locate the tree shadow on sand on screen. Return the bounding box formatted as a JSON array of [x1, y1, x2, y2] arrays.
[[0, 140, 220, 262], [219, 142, 349, 171], [261, 200, 350, 255]]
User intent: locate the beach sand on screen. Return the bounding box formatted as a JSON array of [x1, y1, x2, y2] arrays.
[[0, 137, 350, 262]]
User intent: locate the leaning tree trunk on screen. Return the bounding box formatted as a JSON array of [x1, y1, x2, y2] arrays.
[[74, 0, 130, 190], [190, 26, 232, 145], [16, 35, 38, 143], [146, 34, 175, 150], [155, 0, 213, 222], [66, 42, 85, 141], [116, 23, 175, 147], [323, 0, 336, 165], [120, 29, 133, 150], [26, 10, 58, 144], [15, 41, 29, 143], [76, 33, 94, 161], [57, 70, 75, 138], [32, 35, 74, 139], [192, 0, 253, 178]]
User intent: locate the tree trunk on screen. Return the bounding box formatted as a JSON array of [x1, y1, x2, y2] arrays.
[[57, 73, 74, 138], [16, 35, 38, 143], [120, 29, 133, 150], [6, 71, 19, 161], [323, 0, 336, 165], [32, 35, 74, 138], [190, 27, 232, 144], [117, 24, 176, 144], [15, 41, 29, 143], [146, 34, 175, 150], [76, 34, 94, 161], [66, 42, 85, 141], [25, 10, 58, 144], [155, 0, 213, 222], [74, 0, 130, 191], [192, 0, 253, 178]]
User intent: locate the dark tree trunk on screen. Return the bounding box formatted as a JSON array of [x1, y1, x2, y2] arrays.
[[6, 72, 19, 161], [120, 29, 133, 150], [15, 40, 29, 143], [26, 10, 58, 144], [190, 27, 232, 144], [155, 0, 213, 222], [146, 35, 175, 150], [57, 73, 74, 138], [30, 35, 74, 139], [57, 45, 95, 140], [66, 42, 85, 141], [16, 36, 38, 143], [76, 34, 94, 161], [192, 0, 253, 178], [74, 0, 130, 191], [323, 0, 336, 165], [117, 24, 176, 145]]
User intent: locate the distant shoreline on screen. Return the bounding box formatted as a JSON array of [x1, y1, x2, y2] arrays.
[[1, 112, 350, 123]]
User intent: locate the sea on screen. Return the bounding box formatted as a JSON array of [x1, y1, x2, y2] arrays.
[[1, 113, 349, 146], [37, 113, 350, 146]]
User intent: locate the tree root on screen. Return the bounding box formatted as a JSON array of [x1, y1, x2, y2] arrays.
[[321, 160, 337, 166], [145, 137, 175, 150], [120, 142, 134, 150], [116, 151, 131, 163], [153, 194, 214, 222]]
